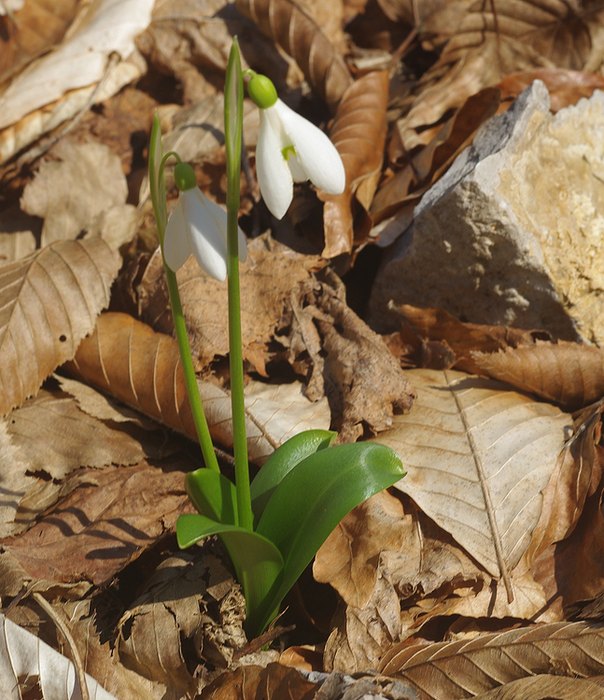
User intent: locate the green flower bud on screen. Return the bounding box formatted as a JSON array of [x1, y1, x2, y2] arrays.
[[247, 74, 278, 109], [174, 162, 197, 192]]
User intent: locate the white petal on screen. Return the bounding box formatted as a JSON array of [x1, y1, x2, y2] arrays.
[[183, 189, 228, 281], [287, 153, 307, 183], [275, 99, 346, 195], [163, 199, 190, 271], [257, 108, 293, 219], [198, 193, 248, 262]]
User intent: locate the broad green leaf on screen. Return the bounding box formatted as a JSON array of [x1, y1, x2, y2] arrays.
[[254, 443, 405, 633], [250, 429, 336, 521], [176, 513, 283, 627], [185, 468, 238, 525]]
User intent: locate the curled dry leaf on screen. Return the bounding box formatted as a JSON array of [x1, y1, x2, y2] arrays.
[[376, 369, 572, 598], [379, 621, 604, 698], [235, 0, 352, 111], [0, 0, 79, 85], [0, 463, 189, 590], [476, 674, 604, 700], [65, 312, 330, 463], [473, 342, 604, 411], [199, 662, 319, 699], [320, 71, 389, 258], [0, 237, 120, 416], [117, 551, 246, 693]]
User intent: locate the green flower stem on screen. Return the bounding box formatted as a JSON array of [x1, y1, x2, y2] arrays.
[[149, 115, 219, 473], [225, 38, 253, 532], [165, 266, 220, 473]]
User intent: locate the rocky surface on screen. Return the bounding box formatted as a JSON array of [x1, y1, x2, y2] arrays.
[[370, 80, 604, 344]]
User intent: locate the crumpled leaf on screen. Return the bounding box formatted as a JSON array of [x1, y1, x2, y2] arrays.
[[117, 551, 246, 693], [236, 0, 352, 111], [473, 342, 604, 411], [320, 71, 389, 258], [0, 611, 116, 700], [0, 0, 154, 164], [0, 463, 189, 590], [137, 235, 324, 375], [65, 312, 331, 463], [379, 621, 604, 698], [0, 237, 120, 416], [20, 138, 134, 247], [0, 0, 79, 85], [199, 662, 320, 699], [377, 369, 572, 595]]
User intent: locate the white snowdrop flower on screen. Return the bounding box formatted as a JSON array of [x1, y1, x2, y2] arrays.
[[248, 73, 346, 220], [163, 162, 247, 281]]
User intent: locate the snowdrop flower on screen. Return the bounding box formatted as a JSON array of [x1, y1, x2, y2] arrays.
[[164, 162, 247, 280], [247, 73, 346, 219]]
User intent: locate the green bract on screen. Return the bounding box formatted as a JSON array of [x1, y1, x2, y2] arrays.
[[247, 73, 278, 109]]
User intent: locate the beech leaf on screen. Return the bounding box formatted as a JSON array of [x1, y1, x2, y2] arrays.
[[235, 0, 352, 111], [0, 238, 120, 416], [376, 369, 572, 597], [473, 342, 604, 411], [320, 71, 389, 257], [380, 621, 604, 699]]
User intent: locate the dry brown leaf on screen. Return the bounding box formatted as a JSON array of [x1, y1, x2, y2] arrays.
[[0, 463, 189, 590], [199, 662, 319, 699], [0, 0, 79, 85], [0, 419, 37, 538], [59, 599, 164, 700], [399, 1, 604, 149], [320, 71, 389, 258], [20, 138, 131, 246], [377, 369, 572, 597], [498, 68, 604, 112], [380, 621, 604, 698], [138, 235, 323, 374], [386, 303, 547, 374], [236, 0, 352, 111], [476, 673, 604, 699], [0, 237, 120, 416], [65, 312, 330, 463], [117, 551, 246, 693], [473, 342, 604, 411]]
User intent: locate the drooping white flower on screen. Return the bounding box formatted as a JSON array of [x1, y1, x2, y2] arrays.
[[248, 73, 346, 220], [163, 162, 247, 281]]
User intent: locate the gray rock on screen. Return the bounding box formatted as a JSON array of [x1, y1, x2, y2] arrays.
[[370, 80, 604, 343]]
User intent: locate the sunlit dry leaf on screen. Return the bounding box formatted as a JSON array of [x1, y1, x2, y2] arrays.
[[399, 0, 604, 149], [0, 230, 35, 263], [0, 237, 120, 416], [0, 612, 116, 700], [473, 342, 604, 411], [386, 303, 546, 374], [65, 312, 330, 463], [476, 674, 604, 700], [138, 236, 323, 374], [0, 0, 79, 85], [117, 552, 246, 693], [379, 621, 604, 698], [320, 71, 389, 258], [377, 369, 572, 596], [498, 68, 604, 112], [0, 419, 36, 538], [0, 463, 188, 589], [20, 139, 130, 246], [236, 0, 352, 111], [60, 599, 163, 700], [199, 662, 319, 699]]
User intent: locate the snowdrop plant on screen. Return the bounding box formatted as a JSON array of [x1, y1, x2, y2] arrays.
[[149, 39, 405, 637]]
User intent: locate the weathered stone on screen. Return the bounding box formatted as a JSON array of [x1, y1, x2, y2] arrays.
[[370, 81, 604, 343]]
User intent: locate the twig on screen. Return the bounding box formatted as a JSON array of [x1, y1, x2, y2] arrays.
[[32, 592, 90, 700]]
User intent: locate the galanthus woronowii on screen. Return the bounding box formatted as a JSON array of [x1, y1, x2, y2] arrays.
[[164, 161, 247, 280], [247, 72, 346, 219]]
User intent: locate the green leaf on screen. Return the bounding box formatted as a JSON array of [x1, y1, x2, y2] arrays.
[[185, 468, 238, 525], [148, 113, 167, 236], [176, 513, 284, 629], [251, 429, 336, 521], [253, 442, 405, 633]]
